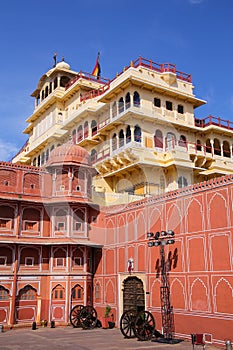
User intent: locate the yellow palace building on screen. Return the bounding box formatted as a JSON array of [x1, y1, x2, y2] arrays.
[[13, 55, 233, 205]]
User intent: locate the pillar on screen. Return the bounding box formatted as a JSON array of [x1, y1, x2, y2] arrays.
[[36, 296, 42, 323], [9, 245, 18, 326]]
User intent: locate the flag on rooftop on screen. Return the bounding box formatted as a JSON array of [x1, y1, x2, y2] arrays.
[[92, 52, 101, 79]]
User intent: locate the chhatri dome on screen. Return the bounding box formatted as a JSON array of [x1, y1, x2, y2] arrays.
[[46, 142, 91, 167], [55, 57, 71, 70]]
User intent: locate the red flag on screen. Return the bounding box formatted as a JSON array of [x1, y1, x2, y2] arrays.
[[92, 52, 101, 79]]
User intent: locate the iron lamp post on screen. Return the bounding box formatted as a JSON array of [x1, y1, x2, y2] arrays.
[[147, 230, 175, 342]]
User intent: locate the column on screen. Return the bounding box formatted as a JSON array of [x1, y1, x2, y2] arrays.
[[36, 296, 42, 323], [66, 246, 71, 324], [220, 142, 223, 157], [57, 76, 61, 88], [210, 139, 214, 156], [9, 245, 18, 326], [130, 126, 134, 143]]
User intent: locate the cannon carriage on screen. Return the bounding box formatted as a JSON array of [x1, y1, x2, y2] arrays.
[[120, 309, 157, 341], [70, 305, 98, 330]]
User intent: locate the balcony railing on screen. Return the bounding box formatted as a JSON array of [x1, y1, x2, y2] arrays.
[[70, 56, 192, 104], [114, 56, 192, 83], [91, 137, 232, 167], [80, 83, 110, 102], [65, 71, 110, 91], [195, 115, 233, 130], [91, 147, 110, 164]]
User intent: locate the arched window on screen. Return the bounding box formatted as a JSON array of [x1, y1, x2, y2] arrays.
[[73, 209, 85, 232], [119, 129, 124, 148], [178, 176, 188, 188], [71, 284, 83, 300], [0, 286, 9, 300], [178, 135, 187, 147], [0, 205, 14, 230], [91, 120, 97, 136], [72, 247, 84, 268], [84, 121, 88, 138], [95, 282, 101, 302], [50, 145, 55, 152], [53, 248, 66, 268], [214, 138, 221, 155], [134, 125, 141, 143], [118, 97, 124, 114], [112, 133, 117, 151], [166, 132, 176, 149], [52, 284, 65, 299], [223, 140, 230, 158], [54, 209, 67, 232], [23, 208, 40, 232], [45, 86, 49, 98], [45, 149, 49, 162], [126, 125, 131, 143], [72, 129, 77, 144], [206, 139, 212, 154], [91, 149, 97, 163], [112, 102, 117, 118], [196, 139, 202, 151], [133, 91, 140, 107], [154, 129, 163, 148], [41, 152, 45, 165], [18, 285, 36, 300], [60, 76, 70, 87], [78, 125, 83, 142], [33, 158, 36, 166], [37, 155, 40, 167], [125, 92, 131, 109], [54, 77, 58, 90]]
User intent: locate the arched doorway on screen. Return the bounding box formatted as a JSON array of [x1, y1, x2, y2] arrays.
[[123, 276, 145, 313]]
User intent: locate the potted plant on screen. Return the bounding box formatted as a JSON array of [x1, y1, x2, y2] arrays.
[[102, 305, 114, 329]]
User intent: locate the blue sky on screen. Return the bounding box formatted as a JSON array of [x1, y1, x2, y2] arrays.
[[0, 0, 233, 161]]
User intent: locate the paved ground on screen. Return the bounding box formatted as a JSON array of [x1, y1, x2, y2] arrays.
[[0, 326, 223, 350]]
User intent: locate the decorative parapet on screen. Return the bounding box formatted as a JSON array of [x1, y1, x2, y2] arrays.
[[0, 161, 45, 173], [104, 174, 233, 215]]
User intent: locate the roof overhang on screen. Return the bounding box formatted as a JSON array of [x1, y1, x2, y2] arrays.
[[0, 239, 102, 248], [199, 169, 233, 176]]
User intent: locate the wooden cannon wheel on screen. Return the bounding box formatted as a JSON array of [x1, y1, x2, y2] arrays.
[[120, 309, 137, 338], [70, 304, 84, 328]]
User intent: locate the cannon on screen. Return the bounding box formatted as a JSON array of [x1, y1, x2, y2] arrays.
[[120, 309, 157, 341], [70, 305, 98, 330]]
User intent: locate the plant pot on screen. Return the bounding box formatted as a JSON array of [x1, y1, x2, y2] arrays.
[[102, 317, 110, 329], [108, 321, 115, 329]]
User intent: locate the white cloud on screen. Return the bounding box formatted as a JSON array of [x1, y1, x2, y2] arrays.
[[0, 140, 19, 162]]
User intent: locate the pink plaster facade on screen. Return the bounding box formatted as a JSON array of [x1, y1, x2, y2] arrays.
[[90, 176, 233, 346], [0, 147, 232, 346]]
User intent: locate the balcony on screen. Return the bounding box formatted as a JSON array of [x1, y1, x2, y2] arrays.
[[65, 71, 110, 91], [195, 115, 233, 131]]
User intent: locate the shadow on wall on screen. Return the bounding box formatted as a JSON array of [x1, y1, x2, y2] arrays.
[[155, 247, 178, 278]]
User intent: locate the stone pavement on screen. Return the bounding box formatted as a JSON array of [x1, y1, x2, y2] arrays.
[[0, 326, 223, 350]]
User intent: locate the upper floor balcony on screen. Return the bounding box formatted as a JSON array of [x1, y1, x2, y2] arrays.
[[90, 132, 233, 177], [195, 115, 233, 131], [80, 57, 193, 105]]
